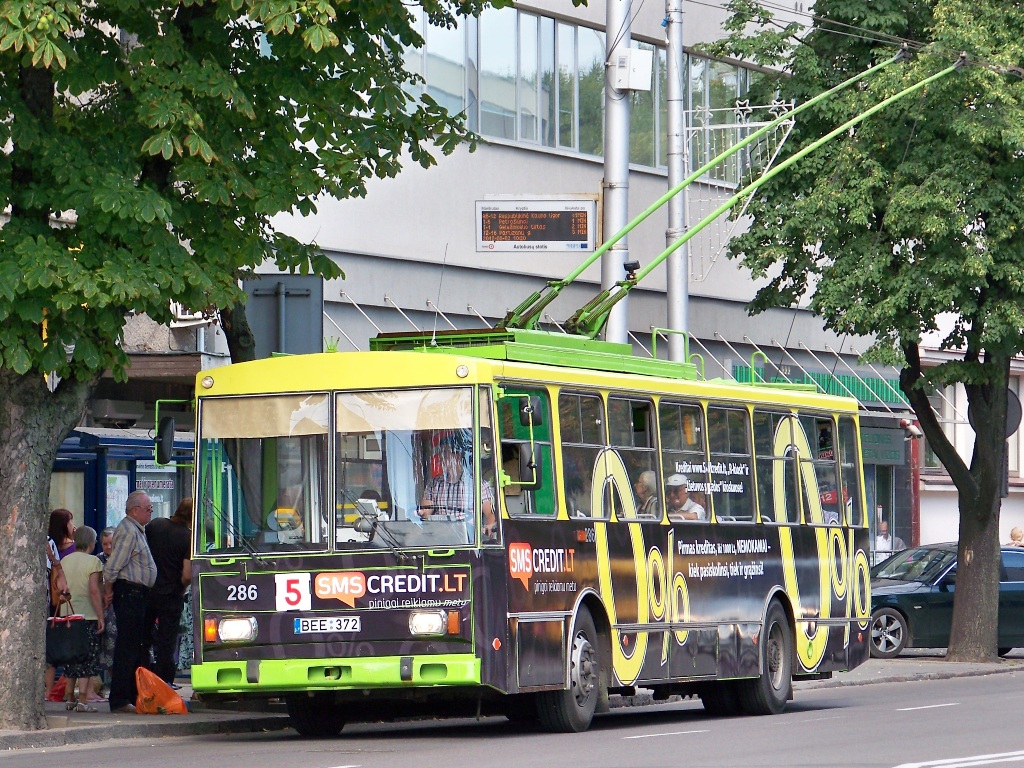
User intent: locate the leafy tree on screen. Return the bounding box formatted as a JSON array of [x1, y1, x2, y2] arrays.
[[711, 0, 1024, 660], [0, 0, 509, 730]]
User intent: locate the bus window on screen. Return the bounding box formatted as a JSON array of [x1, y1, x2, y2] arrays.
[[707, 405, 755, 522], [559, 392, 606, 519], [609, 397, 659, 519], [496, 385, 555, 517], [197, 394, 329, 554], [752, 411, 799, 524], [838, 415, 865, 526], [798, 414, 842, 525], [333, 388, 491, 548], [658, 401, 709, 522]]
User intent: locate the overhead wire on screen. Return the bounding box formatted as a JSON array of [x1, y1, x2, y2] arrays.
[[680, 0, 1024, 78]]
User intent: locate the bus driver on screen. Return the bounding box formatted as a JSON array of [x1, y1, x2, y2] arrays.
[[418, 437, 497, 538]]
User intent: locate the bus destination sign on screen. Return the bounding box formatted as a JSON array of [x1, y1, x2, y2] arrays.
[[476, 199, 597, 253]]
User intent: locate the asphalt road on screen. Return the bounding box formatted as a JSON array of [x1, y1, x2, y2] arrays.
[[5, 671, 1023, 768]]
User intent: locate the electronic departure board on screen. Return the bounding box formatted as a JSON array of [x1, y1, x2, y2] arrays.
[[476, 199, 597, 252]]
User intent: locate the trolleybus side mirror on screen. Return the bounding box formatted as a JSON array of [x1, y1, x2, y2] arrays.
[[520, 397, 543, 427], [156, 416, 176, 465], [518, 443, 542, 491]]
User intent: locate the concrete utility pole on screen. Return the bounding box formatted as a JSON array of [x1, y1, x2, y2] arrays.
[[664, 0, 688, 360], [602, 0, 632, 344]]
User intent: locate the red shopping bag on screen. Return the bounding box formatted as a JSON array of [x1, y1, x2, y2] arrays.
[[46, 676, 68, 702]]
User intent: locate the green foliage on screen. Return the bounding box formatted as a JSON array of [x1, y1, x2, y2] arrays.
[[715, 0, 1024, 393], [0, 0, 506, 382]]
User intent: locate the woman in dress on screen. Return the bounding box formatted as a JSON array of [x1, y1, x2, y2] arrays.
[[57, 526, 105, 712]]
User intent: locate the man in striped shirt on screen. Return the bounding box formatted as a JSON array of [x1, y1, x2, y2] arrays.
[[103, 490, 157, 714], [418, 439, 496, 540]]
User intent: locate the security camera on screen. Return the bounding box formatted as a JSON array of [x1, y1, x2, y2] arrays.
[[900, 418, 923, 440]]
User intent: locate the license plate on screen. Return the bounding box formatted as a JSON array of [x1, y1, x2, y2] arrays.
[[293, 616, 361, 634]]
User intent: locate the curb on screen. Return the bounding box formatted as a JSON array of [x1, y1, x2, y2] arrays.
[[799, 663, 1022, 689], [0, 714, 290, 751]]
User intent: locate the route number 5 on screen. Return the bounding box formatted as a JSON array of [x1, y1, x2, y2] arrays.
[[275, 573, 311, 611]]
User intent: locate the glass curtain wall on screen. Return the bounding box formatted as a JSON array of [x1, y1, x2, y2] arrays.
[[404, 5, 752, 175]]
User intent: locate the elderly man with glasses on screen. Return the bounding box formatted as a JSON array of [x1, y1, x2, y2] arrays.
[[103, 490, 157, 714]]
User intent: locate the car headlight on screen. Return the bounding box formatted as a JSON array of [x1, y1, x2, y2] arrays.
[[218, 617, 258, 642]]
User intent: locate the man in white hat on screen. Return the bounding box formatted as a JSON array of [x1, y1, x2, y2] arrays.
[[666, 474, 706, 521]]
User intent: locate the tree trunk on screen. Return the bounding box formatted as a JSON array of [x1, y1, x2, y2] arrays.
[[0, 371, 93, 730], [220, 303, 257, 364], [947, 487, 1002, 661], [945, 370, 1008, 662]]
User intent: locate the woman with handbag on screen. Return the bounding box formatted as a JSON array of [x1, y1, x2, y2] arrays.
[[44, 512, 71, 697], [52, 525, 106, 712]]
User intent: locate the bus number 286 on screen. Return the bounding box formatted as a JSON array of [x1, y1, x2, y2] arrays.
[[227, 584, 259, 601]]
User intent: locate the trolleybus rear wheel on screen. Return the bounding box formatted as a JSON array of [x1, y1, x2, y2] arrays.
[[536, 606, 601, 732], [738, 601, 793, 715], [286, 692, 346, 737], [700, 681, 742, 717]]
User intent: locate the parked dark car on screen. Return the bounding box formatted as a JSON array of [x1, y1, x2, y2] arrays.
[[869, 542, 1024, 658]]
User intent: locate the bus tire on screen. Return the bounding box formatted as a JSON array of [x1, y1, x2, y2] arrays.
[[738, 601, 792, 715], [286, 693, 346, 737], [869, 607, 907, 659], [504, 693, 539, 724], [536, 606, 601, 733], [700, 681, 742, 717]]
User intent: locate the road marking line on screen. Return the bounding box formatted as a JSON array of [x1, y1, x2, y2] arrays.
[[624, 729, 710, 740], [893, 748, 1024, 767], [896, 702, 960, 711]]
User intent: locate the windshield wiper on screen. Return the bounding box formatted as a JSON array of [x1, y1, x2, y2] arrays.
[[344, 493, 413, 562], [202, 497, 268, 565]]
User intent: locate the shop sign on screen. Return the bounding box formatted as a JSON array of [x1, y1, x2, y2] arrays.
[[861, 427, 904, 465]]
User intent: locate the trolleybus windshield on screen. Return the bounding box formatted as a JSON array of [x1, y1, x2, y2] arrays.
[[196, 387, 492, 554]]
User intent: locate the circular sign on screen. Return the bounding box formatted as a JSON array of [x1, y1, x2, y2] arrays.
[[967, 387, 1022, 438]]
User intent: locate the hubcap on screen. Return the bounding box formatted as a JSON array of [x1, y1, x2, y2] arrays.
[[569, 630, 597, 707], [872, 614, 903, 653], [766, 621, 784, 690]]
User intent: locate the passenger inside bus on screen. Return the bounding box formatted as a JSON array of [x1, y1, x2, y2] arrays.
[[634, 470, 660, 517], [666, 474, 707, 521], [501, 445, 526, 515]]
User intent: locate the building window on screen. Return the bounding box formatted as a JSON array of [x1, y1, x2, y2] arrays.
[[479, 7, 517, 140], [557, 22, 577, 149], [577, 25, 606, 157], [629, 41, 657, 167], [409, 8, 755, 172]]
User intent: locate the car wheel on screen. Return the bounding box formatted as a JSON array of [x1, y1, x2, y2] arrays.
[[870, 607, 908, 659], [998, 647, 1014, 657]]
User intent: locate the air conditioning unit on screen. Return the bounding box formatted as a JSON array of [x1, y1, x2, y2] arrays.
[[92, 399, 145, 426]]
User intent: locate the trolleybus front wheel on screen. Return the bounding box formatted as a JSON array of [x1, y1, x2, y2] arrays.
[[536, 606, 602, 733], [286, 692, 346, 737]]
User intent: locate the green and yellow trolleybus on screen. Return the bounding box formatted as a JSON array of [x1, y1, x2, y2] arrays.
[[183, 327, 871, 734]]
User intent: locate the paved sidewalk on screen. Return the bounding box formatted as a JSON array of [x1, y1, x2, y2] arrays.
[[3, 652, 1022, 750]]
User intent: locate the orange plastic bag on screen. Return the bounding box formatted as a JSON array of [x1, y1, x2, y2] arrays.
[[135, 667, 188, 715], [46, 676, 68, 702]]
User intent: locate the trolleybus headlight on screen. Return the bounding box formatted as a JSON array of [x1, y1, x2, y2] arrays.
[[218, 617, 258, 642], [409, 610, 446, 636]]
